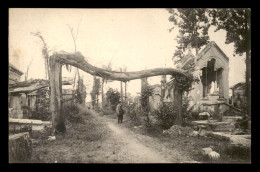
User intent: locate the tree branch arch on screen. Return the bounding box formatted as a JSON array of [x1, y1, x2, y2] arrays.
[[49, 51, 193, 133]]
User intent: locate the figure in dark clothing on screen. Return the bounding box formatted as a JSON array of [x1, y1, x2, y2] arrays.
[[116, 103, 124, 123]]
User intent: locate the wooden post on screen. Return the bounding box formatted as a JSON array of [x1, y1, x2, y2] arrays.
[[49, 56, 66, 133]]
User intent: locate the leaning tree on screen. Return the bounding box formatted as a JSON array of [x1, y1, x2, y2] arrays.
[[47, 51, 197, 133]]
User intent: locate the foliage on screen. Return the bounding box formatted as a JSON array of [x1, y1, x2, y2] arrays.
[[76, 78, 86, 104], [106, 88, 121, 111], [167, 8, 210, 65], [168, 73, 200, 94], [91, 76, 101, 109], [63, 103, 84, 124], [125, 103, 137, 118], [154, 103, 177, 129], [31, 32, 50, 80], [209, 8, 250, 56], [181, 97, 194, 126], [28, 89, 51, 121], [140, 86, 153, 112], [209, 8, 251, 116], [224, 145, 251, 160]]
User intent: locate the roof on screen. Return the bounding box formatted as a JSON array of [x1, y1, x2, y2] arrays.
[[197, 41, 229, 62], [180, 41, 229, 70], [9, 79, 49, 93], [9, 78, 75, 94], [230, 82, 246, 90], [9, 63, 24, 75]]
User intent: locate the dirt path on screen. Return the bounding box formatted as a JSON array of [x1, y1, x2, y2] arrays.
[[89, 110, 196, 163], [31, 109, 197, 163]]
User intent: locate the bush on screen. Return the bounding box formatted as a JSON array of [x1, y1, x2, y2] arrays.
[[154, 103, 177, 130], [100, 107, 115, 116], [224, 145, 251, 160], [125, 103, 142, 126], [29, 89, 51, 121], [63, 103, 84, 124]]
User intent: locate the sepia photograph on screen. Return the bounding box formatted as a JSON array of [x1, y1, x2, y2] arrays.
[[8, 8, 251, 163]]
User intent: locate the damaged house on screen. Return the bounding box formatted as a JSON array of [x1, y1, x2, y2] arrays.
[[8, 79, 50, 119], [149, 41, 240, 115], [8, 77, 76, 120]]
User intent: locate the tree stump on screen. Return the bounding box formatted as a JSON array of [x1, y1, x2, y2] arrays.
[[9, 132, 32, 163]]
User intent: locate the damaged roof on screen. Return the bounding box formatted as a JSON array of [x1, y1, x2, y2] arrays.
[[181, 41, 229, 70], [9, 63, 24, 75], [9, 77, 74, 93], [9, 79, 49, 93]]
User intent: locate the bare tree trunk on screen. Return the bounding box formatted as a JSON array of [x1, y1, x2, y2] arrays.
[[174, 87, 183, 125], [49, 57, 66, 134], [125, 82, 127, 102], [101, 78, 104, 108], [246, 50, 251, 117], [120, 68, 123, 101]]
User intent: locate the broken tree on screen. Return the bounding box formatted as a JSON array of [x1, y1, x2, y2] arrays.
[[49, 51, 193, 133]]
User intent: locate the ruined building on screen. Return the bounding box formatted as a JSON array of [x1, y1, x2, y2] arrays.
[[149, 41, 232, 114]]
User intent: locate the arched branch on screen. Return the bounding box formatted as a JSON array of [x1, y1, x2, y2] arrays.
[[51, 51, 189, 82]]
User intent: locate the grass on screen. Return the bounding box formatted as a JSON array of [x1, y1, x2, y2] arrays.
[[29, 106, 251, 163], [118, 112, 251, 164], [30, 106, 110, 163]]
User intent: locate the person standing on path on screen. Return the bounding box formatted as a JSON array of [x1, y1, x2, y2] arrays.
[[116, 101, 124, 124]]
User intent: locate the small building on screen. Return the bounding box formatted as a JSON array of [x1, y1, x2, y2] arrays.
[[8, 79, 50, 119], [149, 41, 231, 114], [8, 77, 77, 119], [230, 82, 246, 109]]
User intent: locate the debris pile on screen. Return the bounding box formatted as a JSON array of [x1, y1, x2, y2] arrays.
[[201, 147, 220, 160], [163, 125, 194, 136]]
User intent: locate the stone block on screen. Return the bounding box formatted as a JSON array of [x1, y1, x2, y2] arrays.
[[9, 132, 32, 163], [206, 132, 231, 141], [199, 129, 207, 136], [222, 116, 242, 122], [201, 147, 212, 156], [208, 151, 220, 160]]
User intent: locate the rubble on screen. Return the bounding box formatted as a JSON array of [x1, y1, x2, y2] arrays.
[[206, 132, 251, 148], [189, 131, 199, 137], [163, 125, 194, 136], [198, 129, 207, 136], [48, 136, 56, 141], [201, 147, 212, 156], [208, 151, 220, 160], [201, 147, 220, 160]]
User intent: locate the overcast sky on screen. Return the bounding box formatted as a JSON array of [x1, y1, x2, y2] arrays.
[[9, 8, 246, 102]]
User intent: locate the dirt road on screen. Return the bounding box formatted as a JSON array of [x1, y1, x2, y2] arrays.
[[88, 110, 196, 163], [31, 109, 197, 163]]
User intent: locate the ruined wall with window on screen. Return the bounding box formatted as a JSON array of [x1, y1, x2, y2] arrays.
[[186, 42, 229, 110]]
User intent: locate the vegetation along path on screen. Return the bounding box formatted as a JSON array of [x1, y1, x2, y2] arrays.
[[31, 107, 196, 163]]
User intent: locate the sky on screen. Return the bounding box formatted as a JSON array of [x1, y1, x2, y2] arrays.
[[9, 8, 246, 102]]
